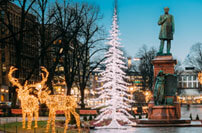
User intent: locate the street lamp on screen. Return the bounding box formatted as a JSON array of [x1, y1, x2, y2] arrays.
[[128, 57, 132, 69]]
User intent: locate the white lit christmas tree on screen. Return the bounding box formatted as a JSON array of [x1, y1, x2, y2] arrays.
[[94, 1, 133, 129]]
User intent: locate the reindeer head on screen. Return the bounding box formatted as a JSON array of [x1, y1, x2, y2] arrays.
[[8, 67, 30, 100], [37, 87, 51, 104], [8, 66, 50, 102], [34, 67, 50, 104]]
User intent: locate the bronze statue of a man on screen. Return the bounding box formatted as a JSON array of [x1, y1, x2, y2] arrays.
[[157, 7, 175, 55]]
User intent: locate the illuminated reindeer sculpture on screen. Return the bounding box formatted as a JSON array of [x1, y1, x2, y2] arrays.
[[35, 67, 80, 133], [8, 66, 39, 129]]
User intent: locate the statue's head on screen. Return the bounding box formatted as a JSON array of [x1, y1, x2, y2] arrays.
[[164, 7, 169, 14], [158, 70, 164, 76]]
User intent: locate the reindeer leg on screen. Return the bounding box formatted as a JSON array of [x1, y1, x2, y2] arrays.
[[34, 109, 39, 128], [46, 111, 52, 133], [22, 111, 26, 128], [27, 112, 33, 129], [70, 109, 80, 132], [51, 111, 56, 133], [64, 111, 71, 133]]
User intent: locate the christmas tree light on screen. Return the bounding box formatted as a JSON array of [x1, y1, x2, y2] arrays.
[[93, 1, 134, 128]]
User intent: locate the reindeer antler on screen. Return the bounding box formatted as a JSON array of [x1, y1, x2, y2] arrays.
[[29, 66, 49, 91], [40, 66, 49, 86], [8, 66, 23, 89]]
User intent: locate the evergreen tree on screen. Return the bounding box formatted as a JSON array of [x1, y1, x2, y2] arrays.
[[94, 1, 133, 128]]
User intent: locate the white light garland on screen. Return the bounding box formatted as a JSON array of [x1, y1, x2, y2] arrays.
[[93, 4, 134, 129]]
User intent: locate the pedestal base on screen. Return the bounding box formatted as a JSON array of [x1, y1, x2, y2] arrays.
[[148, 105, 180, 120], [137, 119, 191, 124], [133, 119, 202, 127]]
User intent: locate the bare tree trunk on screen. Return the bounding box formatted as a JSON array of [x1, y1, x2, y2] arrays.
[[11, 0, 26, 107], [80, 87, 85, 108]]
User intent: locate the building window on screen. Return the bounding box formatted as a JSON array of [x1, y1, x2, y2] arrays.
[[183, 76, 187, 81], [193, 75, 196, 80], [59, 66, 64, 71], [0, 10, 5, 21], [1, 94, 5, 102], [1, 57, 5, 62], [1, 43, 5, 49], [178, 76, 182, 81], [183, 82, 187, 88], [197, 82, 199, 88], [95, 76, 98, 81], [1, 50, 5, 62], [188, 82, 192, 88], [1, 27, 5, 34], [193, 82, 197, 88], [188, 76, 192, 81], [2, 63, 6, 72], [179, 82, 182, 88]]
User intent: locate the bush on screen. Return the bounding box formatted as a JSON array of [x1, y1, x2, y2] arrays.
[[146, 113, 148, 118], [83, 116, 88, 121], [196, 114, 200, 120], [139, 114, 142, 119], [189, 113, 192, 120], [89, 115, 93, 121], [69, 114, 76, 124]]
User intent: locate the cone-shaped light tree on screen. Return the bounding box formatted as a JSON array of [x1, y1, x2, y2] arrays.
[[94, 0, 133, 128]]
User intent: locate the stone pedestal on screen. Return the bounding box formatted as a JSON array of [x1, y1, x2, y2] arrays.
[[148, 55, 180, 120], [152, 55, 177, 79], [148, 101, 181, 120]]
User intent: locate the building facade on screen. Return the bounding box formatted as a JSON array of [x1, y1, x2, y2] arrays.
[[87, 67, 146, 107], [177, 67, 202, 104], [0, 2, 39, 103]]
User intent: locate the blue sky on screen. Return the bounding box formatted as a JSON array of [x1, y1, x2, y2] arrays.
[[59, 0, 202, 61]]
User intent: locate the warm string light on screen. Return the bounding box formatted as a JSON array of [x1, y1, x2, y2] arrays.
[[197, 72, 202, 103], [38, 92, 81, 133], [143, 90, 152, 103], [8, 66, 81, 132], [198, 72, 202, 84], [8, 66, 39, 129], [35, 67, 80, 133]]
